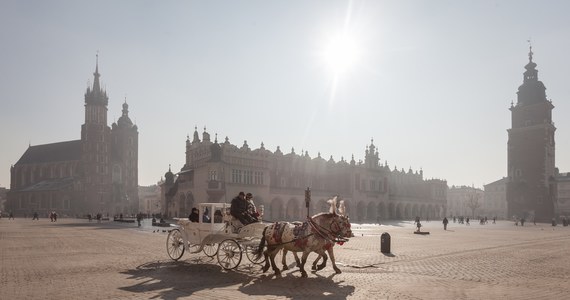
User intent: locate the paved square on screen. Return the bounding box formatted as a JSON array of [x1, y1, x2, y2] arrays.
[[1, 218, 568, 299]]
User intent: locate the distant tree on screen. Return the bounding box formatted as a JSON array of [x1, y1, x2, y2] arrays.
[[466, 192, 481, 218]]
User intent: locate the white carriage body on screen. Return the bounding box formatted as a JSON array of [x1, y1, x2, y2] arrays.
[[170, 202, 266, 253]]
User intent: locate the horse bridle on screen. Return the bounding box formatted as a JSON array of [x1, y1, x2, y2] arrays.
[[307, 216, 349, 244]]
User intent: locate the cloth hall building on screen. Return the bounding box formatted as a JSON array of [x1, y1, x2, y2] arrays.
[[161, 128, 448, 223]]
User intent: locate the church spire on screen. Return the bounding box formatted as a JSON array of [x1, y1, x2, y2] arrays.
[[85, 52, 108, 106], [517, 44, 546, 105], [523, 42, 538, 83], [93, 52, 101, 92]]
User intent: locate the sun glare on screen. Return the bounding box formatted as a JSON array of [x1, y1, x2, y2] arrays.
[[323, 35, 361, 75]]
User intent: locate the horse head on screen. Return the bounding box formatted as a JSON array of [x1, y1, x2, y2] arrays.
[[324, 197, 352, 239]]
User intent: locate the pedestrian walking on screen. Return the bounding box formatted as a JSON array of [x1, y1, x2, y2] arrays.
[[443, 217, 449, 230]]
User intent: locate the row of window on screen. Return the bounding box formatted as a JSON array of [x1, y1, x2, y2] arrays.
[[18, 165, 75, 187], [231, 169, 264, 185], [86, 107, 106, 125]]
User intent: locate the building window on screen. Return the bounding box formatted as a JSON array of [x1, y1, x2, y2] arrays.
[[209, 170, 217, 181], [231, 169, 243, 183], [244, 170, 252, 184], [254, 171, 264, 185]]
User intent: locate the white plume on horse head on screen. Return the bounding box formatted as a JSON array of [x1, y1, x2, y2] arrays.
[[338, 200, 346, 216], [328, 196, 338, 214]]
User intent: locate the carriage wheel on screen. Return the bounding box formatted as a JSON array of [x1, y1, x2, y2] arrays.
[[166, 229, 185, 261], [203, 243, 218, 257], [217, 239, 242, 270], [245, 244, 265, 265]]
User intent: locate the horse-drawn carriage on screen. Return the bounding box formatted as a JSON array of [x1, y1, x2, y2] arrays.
[[166, 198, 353, 277], [166, 202, 267, 270]]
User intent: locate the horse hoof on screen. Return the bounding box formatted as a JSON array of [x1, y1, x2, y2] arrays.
[[334, 268, 342, 274], [282, 265, 289, 271], [262, 266, 269, 273], [301, 272, 308, 278]]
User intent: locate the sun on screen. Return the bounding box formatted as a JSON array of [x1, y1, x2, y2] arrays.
[[322, 34, 361, 75]]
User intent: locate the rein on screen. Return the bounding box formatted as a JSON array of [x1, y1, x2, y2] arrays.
[[307, 216, 349, 244]]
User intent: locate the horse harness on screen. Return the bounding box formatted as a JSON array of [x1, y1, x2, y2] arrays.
[[267, 216, 348, 247]]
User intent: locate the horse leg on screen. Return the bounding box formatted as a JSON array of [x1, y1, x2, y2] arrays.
[[299, 251, 310, 278], [315, 251, 328, 271], [327, 247, 341, 274], [262, 249, 271, 273], [268, 248, 281, 276], [281, 249, 289, 271], [294, 252, 301, 267], [311, 254, 320, 270]]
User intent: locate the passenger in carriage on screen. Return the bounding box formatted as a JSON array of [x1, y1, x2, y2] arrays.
[[246, 193, 260, 222], [230, 191, 257, 225], [203, 208, 211, 223], [214, 210, 223, 223], [188, 208, 199, 223]]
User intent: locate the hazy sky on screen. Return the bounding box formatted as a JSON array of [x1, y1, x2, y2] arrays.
[[1, 0, 569, 190]]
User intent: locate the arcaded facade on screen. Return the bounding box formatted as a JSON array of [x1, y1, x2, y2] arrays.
[[161, 128, 447, 223]]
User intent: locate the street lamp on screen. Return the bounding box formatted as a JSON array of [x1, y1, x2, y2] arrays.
[[305, 187, 311, 217]]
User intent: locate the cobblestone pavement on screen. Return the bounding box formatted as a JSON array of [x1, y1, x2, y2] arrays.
[[1, 218, 569, 299]]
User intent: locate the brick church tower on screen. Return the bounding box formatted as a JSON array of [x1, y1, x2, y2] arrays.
[[81, 55, 112, 213], [506, 46, 556, 221], [110, 100, 139, 213]]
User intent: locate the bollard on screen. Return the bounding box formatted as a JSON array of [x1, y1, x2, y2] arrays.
[[380, 232, 391, 253]]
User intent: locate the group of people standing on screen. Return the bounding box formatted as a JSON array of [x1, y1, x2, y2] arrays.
[[29, 211, 57, 221]]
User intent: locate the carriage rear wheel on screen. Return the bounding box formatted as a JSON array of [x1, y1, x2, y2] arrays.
[[217, 239, 242, 270], [166, 229, 185, 261], [203, 243, 218, 257], [245, 244, 265, 265]]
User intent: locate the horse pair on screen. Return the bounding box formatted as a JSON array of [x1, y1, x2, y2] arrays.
[[253, 197, 352, 277]]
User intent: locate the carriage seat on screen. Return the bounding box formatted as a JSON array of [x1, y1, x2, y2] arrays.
[[222, 213, 244, 234]]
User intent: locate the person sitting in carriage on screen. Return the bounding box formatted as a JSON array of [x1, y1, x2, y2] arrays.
[[230, 191, 258, 226], [245, 193, 260, 221], [188, 208, 199, 223]]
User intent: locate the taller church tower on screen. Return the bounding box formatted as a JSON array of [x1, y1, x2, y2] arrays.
[[81, 55, 112, 213], [506, 46, 556, 221]]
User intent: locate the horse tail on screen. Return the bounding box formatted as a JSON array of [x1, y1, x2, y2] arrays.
[[253, 226, 268, 261]]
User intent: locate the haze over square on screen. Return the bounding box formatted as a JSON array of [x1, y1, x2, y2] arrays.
[[1, 0, 569, 189]]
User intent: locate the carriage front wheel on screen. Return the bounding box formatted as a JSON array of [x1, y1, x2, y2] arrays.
[[245, 244, 265, 265], [217, 239, 242, 270], [166, 229, 185, 261], [203, 243, 218, 257]]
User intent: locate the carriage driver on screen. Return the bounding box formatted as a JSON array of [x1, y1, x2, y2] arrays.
[[230, 191, 258, 225]]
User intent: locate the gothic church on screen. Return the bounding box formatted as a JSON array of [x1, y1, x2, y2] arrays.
[[7, 57, 139, 216]]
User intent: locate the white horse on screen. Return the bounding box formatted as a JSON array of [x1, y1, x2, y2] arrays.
[[254, 197, 351, 277]]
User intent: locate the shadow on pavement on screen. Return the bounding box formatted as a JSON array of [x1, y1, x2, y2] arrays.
[[119, 259, 355, 299], [239, 271, 355, 299], [119, 259, 254, 299]]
